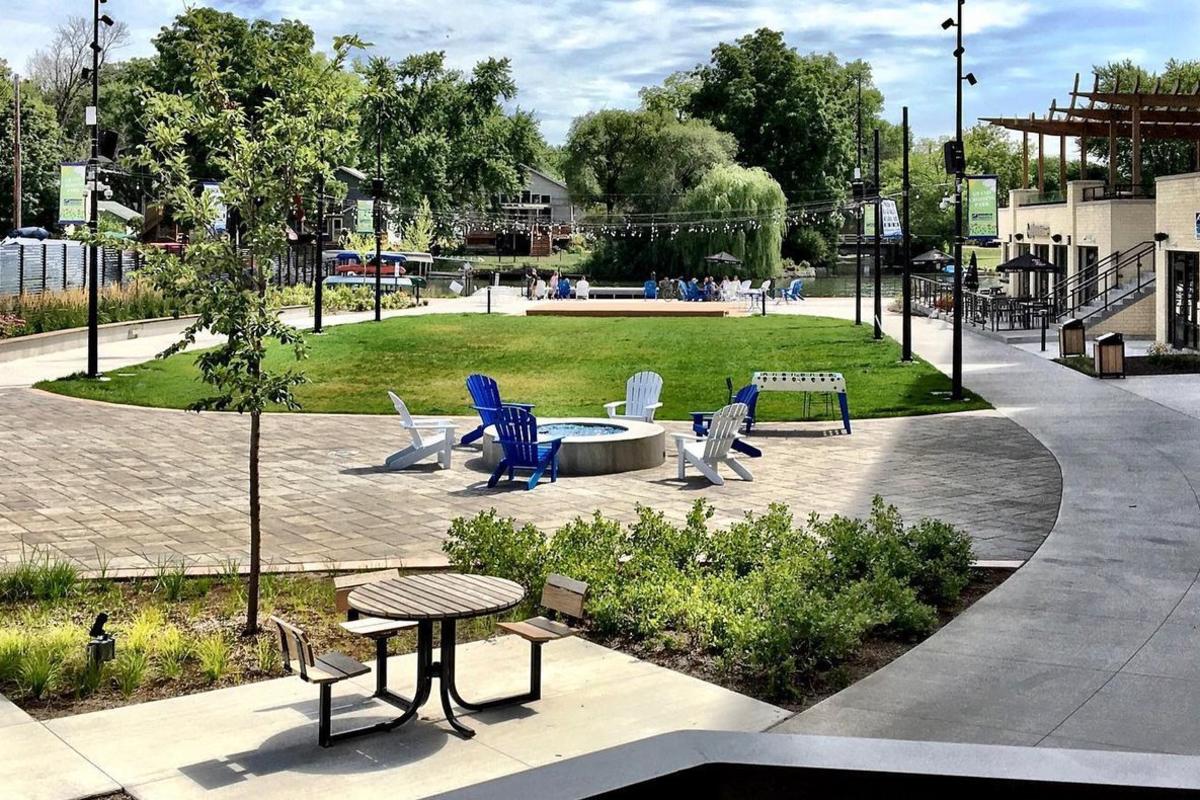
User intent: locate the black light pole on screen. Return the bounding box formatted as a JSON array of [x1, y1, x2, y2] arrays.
[[85, 0, 111, 379], [944, 1, 975, 401], [873, 127, 882, 340], [373, 109, 383, 322], [314, 173, 325, 333], [902, 106, 913, 361], [855, 73, 863, 326]]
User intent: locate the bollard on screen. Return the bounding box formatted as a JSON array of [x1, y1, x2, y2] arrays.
[[1041, 311, 1047, 352], [487, 286, 492, 315], [761, 290, 767, 317]]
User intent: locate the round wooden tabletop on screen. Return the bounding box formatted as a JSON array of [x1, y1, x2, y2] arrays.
[[347, 573, 526, 622]]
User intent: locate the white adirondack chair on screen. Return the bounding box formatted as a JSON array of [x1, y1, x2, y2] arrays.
[[385, 391, 456, 470], [604, 371, 664, 422], [672, 402, 753, 486], [744, 279, 771, 311]]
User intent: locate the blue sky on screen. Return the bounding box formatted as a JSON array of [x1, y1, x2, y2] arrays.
[[4, 0, 1198, 144]]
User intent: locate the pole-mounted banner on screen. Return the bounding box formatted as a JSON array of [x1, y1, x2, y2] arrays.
[[965, 175, 999, 240]]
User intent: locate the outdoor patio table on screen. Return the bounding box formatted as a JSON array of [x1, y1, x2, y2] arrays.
[[347, 572, 526, 739]]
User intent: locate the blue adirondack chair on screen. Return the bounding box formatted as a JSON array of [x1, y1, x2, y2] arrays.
[[557, 277, 571, 298], [488, 407, 563, 490], [689, 384, 761, 457], [643, 279, 658, 299], [780, 278, 805, 302], [461, 374, 534, 446]]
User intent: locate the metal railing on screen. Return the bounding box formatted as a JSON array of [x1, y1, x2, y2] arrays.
[[911, 275, 1061, 332], [1053, 241, 1156, 322], [1081, 184, 1156, 202]]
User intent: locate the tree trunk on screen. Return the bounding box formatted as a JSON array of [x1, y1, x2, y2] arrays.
[[245, 408, 262, 636]]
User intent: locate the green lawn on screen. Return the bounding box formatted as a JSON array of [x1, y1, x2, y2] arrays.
[[38, 314, 988, 419]]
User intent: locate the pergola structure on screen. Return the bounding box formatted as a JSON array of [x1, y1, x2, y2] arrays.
[[980, 72, 1200, 194]]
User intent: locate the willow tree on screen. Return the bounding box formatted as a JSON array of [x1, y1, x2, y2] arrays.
[[136, 29, 362, 635], [677, 165, 786, 278]]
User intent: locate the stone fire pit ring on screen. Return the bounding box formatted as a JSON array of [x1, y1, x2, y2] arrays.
[[482, 417, 665, 476]]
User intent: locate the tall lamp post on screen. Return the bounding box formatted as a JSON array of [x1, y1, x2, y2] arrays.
[[314, 173, 325, 334], [943, 1, 976, 400], [902, 106, 913, 361], [373, 109, 383, 322], [854, 73, 863, 326], [86, 0, 114, 379], [873, 127, 882, 340]]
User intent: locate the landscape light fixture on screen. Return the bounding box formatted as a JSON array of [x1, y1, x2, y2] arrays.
[[100, 14, 114, 26], [1155, 232, 1170, 242], [942, 18, 955, 29], [965, 72, 978, 86]]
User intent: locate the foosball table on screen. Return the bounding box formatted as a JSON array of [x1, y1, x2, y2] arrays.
[[751, 372, 852, 434]]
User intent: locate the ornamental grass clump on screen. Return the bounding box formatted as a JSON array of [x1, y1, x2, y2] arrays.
[[444, 496, 974, 699]]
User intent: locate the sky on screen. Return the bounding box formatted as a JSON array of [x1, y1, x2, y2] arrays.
[[3, 0, 1198, 145]]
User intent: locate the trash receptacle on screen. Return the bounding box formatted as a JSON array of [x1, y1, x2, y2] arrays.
[[1059, 318, 1086, 357], [1094, 332, 1125, 379]]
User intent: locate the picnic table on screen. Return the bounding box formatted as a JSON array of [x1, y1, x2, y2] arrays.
[[752, 371, 852, 434], [348, 573, 526, 739]]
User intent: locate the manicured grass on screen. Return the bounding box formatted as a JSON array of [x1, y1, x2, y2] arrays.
[[38, 314, 988, 419]]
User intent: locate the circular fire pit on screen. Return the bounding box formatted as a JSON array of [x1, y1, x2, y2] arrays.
[[482, 417, 665, 476]]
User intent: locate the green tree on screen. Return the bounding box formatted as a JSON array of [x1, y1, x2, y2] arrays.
[[677, 165, 786, 278], [1087, 59, 1200, 187], [135, 30, 363, 636], [0, 65, 65, 230], [400, 197, 435, 252], [638, 70, 700, 122], [358, 53, 538, 224], [562, 109, 653, 215]]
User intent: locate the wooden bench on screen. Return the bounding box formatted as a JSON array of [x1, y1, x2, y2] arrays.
[[495, 574, 588, 701], [269, 616, 378, 747]]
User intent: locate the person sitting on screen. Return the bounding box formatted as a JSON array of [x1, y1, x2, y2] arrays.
[[659, 276, 675, 300], [704, 276, 720, 302], [644, 271, 658, 300], [558, 275, 572, 299], [575, 275, 590, 300], [688, 277, 702, 301]]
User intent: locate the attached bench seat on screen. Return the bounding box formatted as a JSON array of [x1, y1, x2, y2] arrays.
[[269, 616, 379, 747], [497, 615, 577, 643], [340, 616, 417, 639], [494, 574, 588, 701]]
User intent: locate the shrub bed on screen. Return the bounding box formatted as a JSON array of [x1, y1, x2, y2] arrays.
[[444, 496, 975, 700]]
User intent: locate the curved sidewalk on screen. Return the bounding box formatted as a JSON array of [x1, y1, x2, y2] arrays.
[[778, 305, 1200, 754]]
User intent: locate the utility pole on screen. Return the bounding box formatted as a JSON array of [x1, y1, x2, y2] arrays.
[[373, 109, 383, 322], [902, 106, 913, 361], [873, 127, 882, 341], [855, 73, 863, 326], [314, 173, 325, 333], [12, 74, 21, 231]]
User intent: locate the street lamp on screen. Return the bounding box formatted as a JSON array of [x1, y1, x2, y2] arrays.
[[86, 0, 114, 379], [942, 0, 976, 401]]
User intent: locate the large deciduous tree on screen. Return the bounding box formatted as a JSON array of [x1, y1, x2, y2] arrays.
[[358, 53, 540, 228], [136, 27, 363, 636], [0, 64, 65, 230], [677, 165, 786, 278]]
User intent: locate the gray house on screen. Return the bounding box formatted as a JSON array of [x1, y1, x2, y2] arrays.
[[466, 165, 577, 256]]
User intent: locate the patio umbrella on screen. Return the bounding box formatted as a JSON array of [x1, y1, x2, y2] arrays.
[[911, 249, 954, 266], [965, 251, 979, 292], [996, 251, 1058, 273], [704, 252, 742, 266]]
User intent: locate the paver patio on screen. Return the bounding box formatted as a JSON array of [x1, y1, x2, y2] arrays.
[[0, 386, 1058, 573]]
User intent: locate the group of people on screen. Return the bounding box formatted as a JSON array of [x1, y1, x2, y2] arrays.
[[644, 272, 743, 302], [525, 267, 590, 300]]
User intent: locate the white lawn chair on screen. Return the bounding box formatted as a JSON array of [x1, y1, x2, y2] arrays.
[[385, 391, 456, 470], [534, 279, 547, 300], [735, 280, 752, 299], [604, 371, 664, 422], [744, 279, 771, 311], [672, 403, 753, 486], [576, 280, 590, 300]]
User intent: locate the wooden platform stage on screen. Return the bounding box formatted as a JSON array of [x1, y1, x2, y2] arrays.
[[525, 300, 745, 318]]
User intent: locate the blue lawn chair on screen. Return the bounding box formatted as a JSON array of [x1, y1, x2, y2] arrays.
[[690, 384, 761, 457], [558, 277, 571, 299], [461, 374, 534, 446], [780, 278, 805, 302], [683, 281, 702, 302], [643, 279, 658, 299], [488, 407, 563, 490]]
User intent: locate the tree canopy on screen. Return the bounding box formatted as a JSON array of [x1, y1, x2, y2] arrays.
[[0, 65, 64, 230]]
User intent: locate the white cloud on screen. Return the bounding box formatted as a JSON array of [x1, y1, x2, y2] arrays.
[[2, 0, 1197, 144]]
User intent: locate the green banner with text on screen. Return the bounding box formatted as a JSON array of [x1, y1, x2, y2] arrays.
[[966, 175, 999, 240], [58, 162, 87, 224]]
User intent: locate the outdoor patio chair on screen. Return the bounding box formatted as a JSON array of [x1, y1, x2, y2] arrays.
[[604, 370, 664, 422], [495, 574, 589, 702], [672, 402, 753, 486], [269, 616, 381, 748], [488, 407, 563, 490], [461, 373, 534, 446], [690, 385, 760, 457], [385, 392, 455, 471], [777, 278, 805, 303], [744, 280, 771, 311]]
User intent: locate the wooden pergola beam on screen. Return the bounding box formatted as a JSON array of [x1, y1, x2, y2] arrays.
[[1071, 91, 1200, 109], [979, 117, 1200, 140]]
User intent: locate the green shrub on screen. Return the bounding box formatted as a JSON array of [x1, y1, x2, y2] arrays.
[[0, 630, 27, 684], [443, 510, 548, 594], [256, 634, 281, 674], [156, 627, 191, 680], [443, 495, 975, 699], [73, 658, 106, 698], [0, 551, 79, 602], [154, 558, 189, 602], [111, 650, 150, 698], [196, 633, 232, 683]]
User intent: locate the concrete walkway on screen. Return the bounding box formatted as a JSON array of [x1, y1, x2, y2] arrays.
[[37, 637, 785, 800], [777, 301, 1200, 754]]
